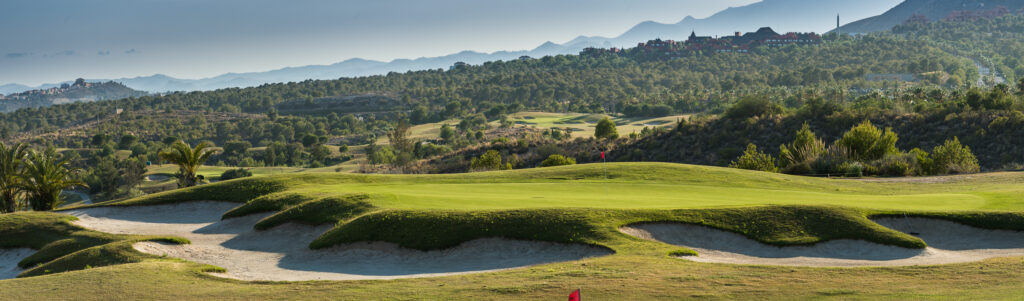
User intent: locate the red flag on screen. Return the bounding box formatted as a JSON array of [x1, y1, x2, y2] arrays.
[[600, 152, 605, 160], [569, 289, 581, 301]]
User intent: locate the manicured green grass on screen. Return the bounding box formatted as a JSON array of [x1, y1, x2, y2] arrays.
[[510, 112, 690, 138], [8, 162, 1024, 299]]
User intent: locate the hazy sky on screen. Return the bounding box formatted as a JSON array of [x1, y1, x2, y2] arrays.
[[3, 0, 767, 85]]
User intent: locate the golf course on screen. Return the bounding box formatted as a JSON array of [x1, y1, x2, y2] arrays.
[[3, 162, 1024, 299]]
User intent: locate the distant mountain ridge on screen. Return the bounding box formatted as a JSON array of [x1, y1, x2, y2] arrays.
[[0, 0, 902, 94], [837, 0, 1024, 34], [0, 79, 146, 112]]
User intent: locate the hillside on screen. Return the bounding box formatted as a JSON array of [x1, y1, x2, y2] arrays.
[[0, 1, 902, 94], [0, 79, 146, 113], [838, 0, 1024, 34]]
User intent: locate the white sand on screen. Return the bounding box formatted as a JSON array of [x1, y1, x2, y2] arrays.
[[621, 218, 1024, 267], [0, 248, 34, 279], [64, 202, 610, 281]]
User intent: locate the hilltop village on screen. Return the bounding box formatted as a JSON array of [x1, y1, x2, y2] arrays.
[[581, 27, 822, 59]]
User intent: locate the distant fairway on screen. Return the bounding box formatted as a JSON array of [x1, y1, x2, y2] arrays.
[[128, 163, 1024, 211]]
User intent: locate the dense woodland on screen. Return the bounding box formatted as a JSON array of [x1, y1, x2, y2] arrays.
[[1, 15, 1023, 200]]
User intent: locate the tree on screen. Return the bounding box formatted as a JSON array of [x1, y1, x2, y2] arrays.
[[836, 120, 898, 162], [439, 124, 455, 144], [159, 141, 219, 188], [470, 150, 503, 171], [19, 149, 85, 211], [0, 142, 27, 213], [595, 117, 619, 140], [931, 137, 980, 174], [729, 144, 778, 172], [118, 134, 138, 150], [301, 135, 320, 148], [539, 154, 576, 167], [309, 145, 331, 163]]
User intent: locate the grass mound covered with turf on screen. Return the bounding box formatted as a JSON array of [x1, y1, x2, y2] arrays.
[[0, 212, 187, 278]]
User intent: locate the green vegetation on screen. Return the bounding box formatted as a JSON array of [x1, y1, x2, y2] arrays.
[[594, 117, 618, 140], [539, 154, 576, 167], [736, 120, 981, 177], [729, 144, 778, 172], [218, 168, 253, 181], [158, 141, 219, 187]]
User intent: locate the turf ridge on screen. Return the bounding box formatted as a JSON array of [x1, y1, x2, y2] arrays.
[[0, 212, 188, 278]]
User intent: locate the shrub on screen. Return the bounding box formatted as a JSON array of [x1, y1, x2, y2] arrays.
[[876, 155, 914, 177], [779, 123, 826, 171], [931, 137, 980, 174], [729, 144, 778, 172], [837, 161, 864, 177], [538, 155, 577, 167], [219, 168, 253, 181]]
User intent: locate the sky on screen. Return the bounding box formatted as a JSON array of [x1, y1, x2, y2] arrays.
[[0, 0, 770, 86]]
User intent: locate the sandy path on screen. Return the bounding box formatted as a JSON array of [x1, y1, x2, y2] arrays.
[[621, 218, 1024, 267], [64, 202, 610, 281], [0, 248, 34, 279]]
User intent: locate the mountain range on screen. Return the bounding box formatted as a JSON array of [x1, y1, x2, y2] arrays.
[[1, 0, 905, 95]]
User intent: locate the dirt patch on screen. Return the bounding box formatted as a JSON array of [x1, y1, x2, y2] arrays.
[[0, 248, 34, 279], [65, 202, 610, 281], [621, 219, 1024, 267]]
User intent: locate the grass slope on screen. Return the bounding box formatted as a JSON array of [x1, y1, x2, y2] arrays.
[[0, 212, 187, 277]]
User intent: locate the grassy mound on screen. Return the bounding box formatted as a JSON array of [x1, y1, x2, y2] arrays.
[[254, 194, 376, 230], [0, 212, 187, 277], [222, 192, 317, 219]]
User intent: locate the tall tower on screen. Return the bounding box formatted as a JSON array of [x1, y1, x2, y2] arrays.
[[836, 14, 841, 37]]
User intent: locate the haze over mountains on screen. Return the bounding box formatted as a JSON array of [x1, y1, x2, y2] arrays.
[[1, 0, 906, 95]]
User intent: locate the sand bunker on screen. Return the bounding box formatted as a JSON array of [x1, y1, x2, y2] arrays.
[[64, 202, 609, 281], [621, 218, 1024, 267], [0, 248, 33, 280]]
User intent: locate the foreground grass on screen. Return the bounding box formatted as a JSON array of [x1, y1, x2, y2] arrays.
[[5, 256, 1024, 300]]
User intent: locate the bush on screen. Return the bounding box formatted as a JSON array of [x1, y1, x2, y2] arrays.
[[931, 137, 980, 174], [219, 168, 253, 181], [729, 144, 778, 172], [837, 161, 864, 177], [538, 155, 577, 167], [876, 155, 914, 177]]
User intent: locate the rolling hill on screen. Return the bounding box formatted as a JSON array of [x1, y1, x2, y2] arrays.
[[837, 0, 1024, 34]]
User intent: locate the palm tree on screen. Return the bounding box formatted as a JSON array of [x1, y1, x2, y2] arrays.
[[0, 142, 28, 213], [19, 149, 85, 211], [159, 141, 219, 188]]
